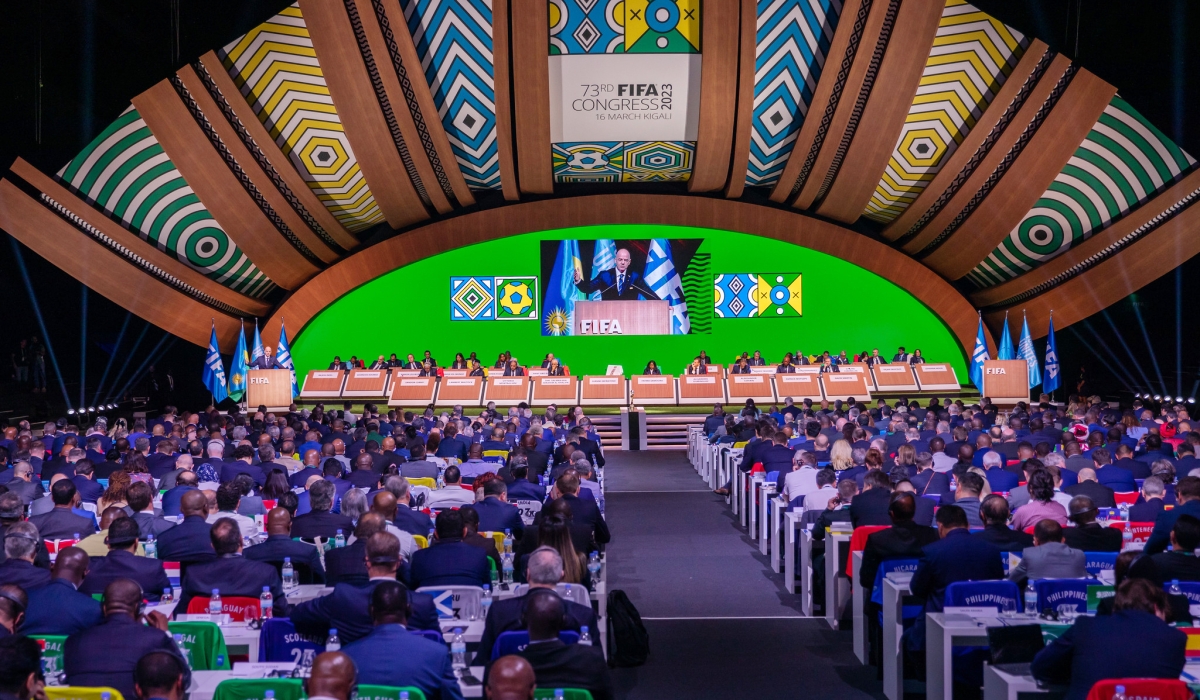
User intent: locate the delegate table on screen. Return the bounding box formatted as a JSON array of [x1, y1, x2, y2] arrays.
[[774, 372, 824, 401], [679, 373, 726, 405], [581, 375, 628, 405], [436, 375, 484, 406], [530, 375, 579, 405], [821, 368, 871, 400], [388, 374, 437, 407], [299, 370, 346, 398], [484, 376, 531, 404], [881, 574, 913, 700], [871, 363, 919, 392], [758, 481, 775, 556], [342, 368, 389, 397], [825, 530, 852, 630], [727, 373, 775, 403], [629, 374, 676, 405]]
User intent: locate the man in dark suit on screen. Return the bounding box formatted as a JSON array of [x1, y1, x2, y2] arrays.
[[1129, 476, 1168, 522], [571, 429, 605, 470], [0, 522, 50, 590], [551, 472, 610, 553], [409, 509, 490, 589], [849, 470, 894, 528], [506, 464, 546, 502], [574, 247, 657, 302], [64, 580, 191, 699], [1064, 468, 1116, 508], [519, 438, 549, 477], [472, 480, 525, 539], [70, 460, 104, 504], [245, 507, 326, 584], [1032, 578, 1186, 700], [1128, 514, 1200, 584], [506, 590, 612, 700], [128, 481, 177, 541], [250, 346, 285, 370], [1060, 495, 1124, 552], [29, 479, 96, 540], [146, 440, 179, 478], [972, 495, 1033, 551], [324, 514, 388, 586], [80, 518, 171, 600], [858, 493, 938, 596], [178, 517, 289, 617], [383, 477, 434, 538], [220, 445, 266, 487], [289, 450, 324, 489], [155, 490, 217, 566], [759, 432, 795, 479], [477, 547, 598, 656], [292, 532, 438, 645], [1145, 476, 1200, 555], [292, 480, 354, 541], [346, 453, 382, 490], [910, 454, 952, 500], [21, 546, 102, 636], [340, 582, 463, 698], [903, 505, 1004, 652], [1113, 444, 1152, 479]]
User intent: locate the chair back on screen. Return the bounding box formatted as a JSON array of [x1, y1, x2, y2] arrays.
[[185, 595, 262, 621], [510, 582, 590, 606], [44, 688, 125, 700], [257, 618, 324, 663], [1084, 679, 1191, 700], [532, 690, 593, 700], [1113, 491, 1138, 506], [212, 679, 305, 700], [491, 630, 581, 660], [483, 531, 507, 551], [482, 450, 508, 465], [406, 477, 437, 490], [514, 498, 543, 526], [413, 534, 429, 549], [1033, 578, 1091, 614], [1167, 581, 1200, 605], [846, 526, 889, 576], [1083, 551, 1118, 576], [410, 629, 443, 643], [943, 580, 1019, 611], [415, 585, 483, 619], [870, 558, 919, 606], [788, 494, 805, 509], [33, 635, 67, 674], [1107, 521, 1155, 543], [45, 539, 80, 555], [356, 686, 428, 700], [765, 471, 780, 486]]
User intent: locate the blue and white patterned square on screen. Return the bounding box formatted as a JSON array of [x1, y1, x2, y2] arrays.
[[714, 274, 758, 318], [550, 0, 625, 54], [450, 277, 496, 320]]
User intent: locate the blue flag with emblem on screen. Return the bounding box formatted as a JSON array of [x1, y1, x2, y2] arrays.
[[250, 321, 265, 364], [1043, 313, 1060, 394], [229, 324, 249, 402], [542, 239, 582, 336], [970, 316, 990, 392], [644, 238, 690, 334], [202, 323, 228, 403], [589, 239, 616, 301], [997, 313, 1015, 360], [1018, 312, 1041, 388], [276, 320, 299, 398]]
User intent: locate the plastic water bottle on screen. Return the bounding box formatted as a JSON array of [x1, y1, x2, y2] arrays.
[[326, 628, 341, 652], [481, 584, 493, 618], [451, 628, 467, 671], [400, 693, 410, 700], [578, 625, 591, 646], [1119, 503, 1130, 521], [209, 589, 222, 616], [438, 474, 445, 488], [264, 691, 275, 700], [1024, 582, 1037, 615], [428, 528, 436, 542], [173, 634, 193, 669], [144, 533, 157, 559], [335, 529, 346, 548], [503, 529, 513, 553], [1112, 684, 1126, 700], [161, 587, 173, 603], [74, 532, 81, 542], [554, 690, 565, 700], [260, 586, 273, 619], [1123, 527, 1134, 549], [1170, 579, 1182, 596], [282, 557, 295, 589], [588, 551, 602, 589], [502, 553, 514, 585]]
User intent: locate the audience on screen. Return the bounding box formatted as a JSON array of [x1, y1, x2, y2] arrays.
[[478, 547, 599, 656], [21, 546, 102, 636], [306, 651, 357, 700], [177, 517, 289, 617], [500, 589, 612, 700], [409, 510, 490, 589], [1008, 519, 1087, 587], [244, 506, 326, 584], [79, 517, 171, 597]]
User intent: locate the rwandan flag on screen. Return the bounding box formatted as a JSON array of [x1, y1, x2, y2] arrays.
[[277, 320, 299, 398], [543, 240, 582, 336], [202, 323, 228, 403], [228, 324, 249, 402]]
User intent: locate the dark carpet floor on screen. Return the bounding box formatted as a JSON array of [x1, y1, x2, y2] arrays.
[[603, 451, 885, 700]]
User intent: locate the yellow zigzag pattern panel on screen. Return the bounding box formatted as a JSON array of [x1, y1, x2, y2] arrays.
[[863, 0, 1026, 223], [219, 3, 385, 234]]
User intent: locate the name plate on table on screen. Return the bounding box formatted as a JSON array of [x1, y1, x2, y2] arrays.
[[178, 613, 231, 624], [312, 371, 341, 378], [446, 379, 476, 386], [685, 376, 716, 384], [838, 365, 865, 373], [638, 376, 669, 384], [828, 375, 858, 382], [778, 375, 814, 383], [400, 379, 429, 386], [733, 376, 765, 383], [588, 377, 620, 385], [943, 607, 1000, 617], [879, 366, 908, 373], [541, 377, 572, 385], [493, 378, 524, 386], [355, 371, 382, 378], [796, 366, 822, 374], [749, 366, 775, 374], [922, 365, 946, 372]]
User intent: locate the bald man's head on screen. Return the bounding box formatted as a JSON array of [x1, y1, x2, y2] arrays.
[[486, 655, 536, 700], [52, 546, 90, 586], [371, 491, 397, 519], [266, 507, 292, 536], [180, 489, 209, 518], [99, 505, 128, 531], [306, 651, 356, 700], [102, 578, 144, 619]]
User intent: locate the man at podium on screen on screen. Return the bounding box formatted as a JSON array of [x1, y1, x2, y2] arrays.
[[573, 248, 659, 300], [251, 346, 285, 370]]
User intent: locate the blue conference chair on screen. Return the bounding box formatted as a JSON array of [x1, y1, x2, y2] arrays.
[[410, 629, 444, 643], [1034, 578, 1091, 614], [491, 631, 580, 660], [1084, 551, 1118, 577], [258, 618, 324, 663], [944, 580, 1020, 612], [872, 558, 921, 628]]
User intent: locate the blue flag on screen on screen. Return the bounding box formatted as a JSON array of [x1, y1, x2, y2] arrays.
[[543, 240, 582, 336], [589, 239, 617, 301], [644, 238, 690, 335], [277, 320, 299, 398], [229, 325, 249, 402], [1018, 313, 1041, 388], [970, 316, 990, 392], [1043, 315, 1061, 394], [997, 314, 1015, 360], [251, 321, 265, 364], [202, 324, 229, 403]]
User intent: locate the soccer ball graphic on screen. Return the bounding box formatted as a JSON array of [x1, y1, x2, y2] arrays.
[[568, 150, 608, 170], [499, 282, 534, 316]]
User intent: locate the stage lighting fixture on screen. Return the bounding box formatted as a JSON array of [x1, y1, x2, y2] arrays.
[[1154, 395, 1162, 401], [67, 409, 75, 415], [1190, 398, 1196, 404], [1177, 397, 1185, 403], [87, 406, 96, 412]]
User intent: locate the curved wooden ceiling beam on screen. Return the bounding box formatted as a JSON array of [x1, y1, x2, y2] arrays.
[[687, 0, 740, 193], [722, 0, 756, 199], [266, 194, 987, 356], [511, 0, 553, 194], [814, 0, 942, 223]]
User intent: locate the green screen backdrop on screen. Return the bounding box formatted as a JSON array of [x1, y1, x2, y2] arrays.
[[291, 225, 968, 380]]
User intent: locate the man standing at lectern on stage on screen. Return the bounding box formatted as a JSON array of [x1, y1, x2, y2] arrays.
[[574, 248, 659, 301], [251, 346, 285, 370]]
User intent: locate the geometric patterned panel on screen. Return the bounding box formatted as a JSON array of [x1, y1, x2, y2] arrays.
[[56, 106, 277, 299], [745, 0, 840, 188], [553, 141, 694, 182], [863, 0, 1026, 223], [550, 0, 700, 54], [403, 0, 503, 190], [967, 96, 1196, 287], [218, 3, 386, 233], [450, 276, 495, 320]]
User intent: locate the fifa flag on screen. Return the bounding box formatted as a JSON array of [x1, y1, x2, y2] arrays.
[[229, 324, 249, 401], [1018, 313, 1041, 388], [997, 313, 1015, 360], [1043, 314, 1061, 393], [250, 321, 265, 364], [276, 320, 299, 398], [645, 239, 690, 334], [970, 316, 990, 392], [543, 239, 583, 335], [589, 239, 617, 301], [202, 324, 229, 403]]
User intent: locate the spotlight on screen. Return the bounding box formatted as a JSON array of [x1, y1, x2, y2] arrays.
[[109, 403, 117, 409], [1154, 395, 1162, 401], [1190, 398, 1196, 404], [67, 409, 75, 415], [1177, 397, 1184, 403], [87, 406, 96, 413]]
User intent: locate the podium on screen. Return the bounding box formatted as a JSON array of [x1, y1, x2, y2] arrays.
[[247, 370, 295, 409], [574, 300, 670, 335], [531, 376, 579, 405], [820, 371, 871, 401], [300, 369, 346, 398], [982, 360, 1029, 405]]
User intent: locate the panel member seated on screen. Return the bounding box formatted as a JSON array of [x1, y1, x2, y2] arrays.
[[573, 247, 657, 301], [642, 361, 662, 375]]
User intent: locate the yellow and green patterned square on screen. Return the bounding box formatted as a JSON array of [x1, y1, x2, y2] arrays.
[[755, 274, 802, 316]]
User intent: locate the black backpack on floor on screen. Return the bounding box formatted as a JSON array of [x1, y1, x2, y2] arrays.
[[605, 589, 650, 667]]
